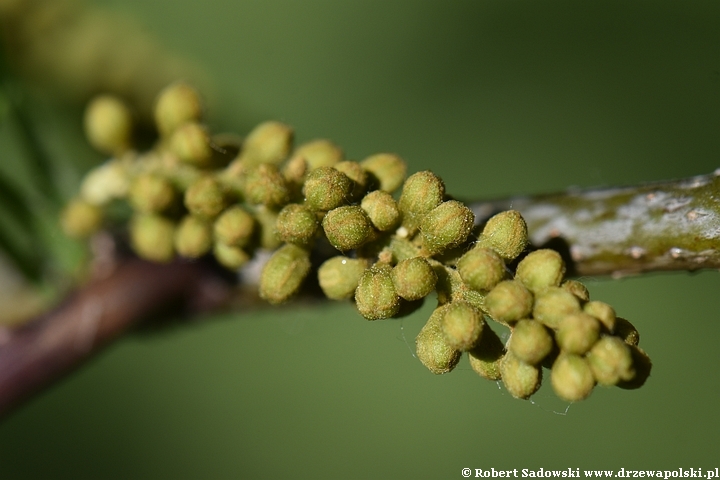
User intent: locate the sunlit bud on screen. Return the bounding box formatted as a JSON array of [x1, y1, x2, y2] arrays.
[[415, 305, 461, 374], [586, 336, 635, 386], [551, 353, 595, 402], [457, 247, 506, 292], [508, 319, 553, 365], [420, 200, 474, 255], [169, 121, 213, 167], [174, 215, 212, 258], [244, 164, 290, 208], [556, 312, 600, 355], [303, 166, 353, 211], [355, 264, 400, 320], [617, 345, 652, 390], [391, 256, 437, 301], [398, 171, 445, 233], [129, 214, 175, 263], [561, 279, 590, 302], [255, 207, 282, 250], [516, 249, 566, 293], [500, 352, 542, 400], [485, 280, 533, 325], [154, 81, 204, 137], [84, 95, 133, 155], [360, 190, 400, 232], [440, 301, 484, 351], [322, 205, 373, 251], [128, 173, 175, 213], [318, 256, 369, 300], [584, 300, 616, 332], [532, 287, 581, 329], [276, 203, 319, 246], [475, 210, 528, 262]]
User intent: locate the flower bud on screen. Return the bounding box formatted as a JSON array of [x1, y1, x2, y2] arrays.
[[391, 257, 437, 301], [169, 121, 213, 167], [586, 336, 635, 386], [556, 312, 600, 355], [318, 256, 369, 300], [154, 82, 203, 137], [80, 160, 130, 206], [244, 164, 290, 207], [255, 207, 282, 250], [398, 171, 445, 233], [128, 173, 175, 213], [322, 206, 373, 251], [485, 280, 533, 325], [303, 166, 353, 211], [334, 161, 368, 201], [214, 205, 255, 247], [259, 244, 311, 304], [532, 287, 581, 329], [468, 326, 505, 381], [476, 210, 528, 262], [561, 279, 590, 302], [617, 345, 652, 390], [214, 242, 251, 270], [500, 352, 542, 400], [440, 301, 484, 351], [508, 319, 553, 365], [174, 215, 212, 258], [457, 247, 506, 292], [129, 214, 175, 263], [84, 95, 133, 155], [61, 198, 103, 238], [360, 191, 400, 232], [516, 249, 566, 293], [551, 353, 595, 402], [614, 317, 640, 346], [360, 153, 407, 193], [355, 264, 400, 320], [240, 121, 293, 167], [291, 139, 343, 170], [420, 200, 474, 255], [184, 176, 228, 218], [584, 300, 616, 332], [415, 305, 461, 374], [276, 203, 319, 246]]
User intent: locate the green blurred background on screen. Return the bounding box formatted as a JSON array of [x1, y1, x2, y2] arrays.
[[2, 1, 720, 478]]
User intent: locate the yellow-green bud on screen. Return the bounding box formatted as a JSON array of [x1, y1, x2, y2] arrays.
[[618, 345, 652, 390], [508, 319, 553, 365], [303, 166, 353, 211], [532, 287, 581, 329], [500, 352, 542, 400], [360, 191, 400, 232], [391, 257, 437, 301], [322, 206, 373, 251], [61, 198, 103, 238], [516, 249, 566, 293], [154, 81, 204, 137], [586, 336, 635, 386], [255, 207, 282, 250], [420, 200, 474, 255], [244, 164, 290, 207], [360, 153, 407, 193], [476, 210, 528, 262], [457, 247, 506, 292], [556, 312, 600, 355], [398, 171, 445, 233], [259, 244, 311, 304], [80, 160, 130, 206], [318, 256, 369, 300], [130, 214, 175, 263], [440, 301, 484, 351], [174, 215, 212, 258], [334, 161, 368, 201], [355, 264, 400, 320], [214, 242, 251, 270], [276, 203, 319, 246], [551, 353, 595, 402], [584, 300, 616, 332], [485, 280, 533, 325], [185, 176, 228, 218], [291, 139, 343, 170], [416, 305, 461, 374], [614, 317, 640, 346], [128, 173, 176, 213], [468, 326, 505, 381], [169, 121, 213, 167], [562, 279, 590, 302], [214, 205, 255, 247], [241, 121, 293, 167], [84, 95, 133, 155]]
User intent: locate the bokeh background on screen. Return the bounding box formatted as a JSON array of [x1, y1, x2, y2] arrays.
[[1, 1, 720, 478]]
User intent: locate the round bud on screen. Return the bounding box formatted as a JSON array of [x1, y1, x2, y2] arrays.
[[584, 300, 616, 332], [614, 317, 640, 346], [303, 166, 353, 211], [80, 160, 130, 206], [214, 205, 255, 247], [484, 280, 533, 325], [516, 249, 566, 293], [420, 200, 475, 255], [174, 215, 212, 258], [468, 326, 505, 381], [440, 301, 484, 351], [259, 244, 311, 304], [360, 153, 407, 193], [334, 161, 368, 201], [586, 336, 635, 386], [551, 353, 595, 402], [214, 242, 251, 270], [318, 256, 369, 300], [129, 214, 175, 263], [556, 312, 600, 355], [508, 319, 553, 365], [291, 139, 343, 170], [322, 206, 373, 251], [276, 203, 319, 246], [128, 173, 175, 213], [244, 164, 290, 207], [241, 121, 294, 167], [532, 287, 581, 329], [61, 198, 103, 238], [561, 279, 590, 302], [360, 191, 400, 232], [457, 247, 506, 292], [154, 82, 203, 137], [355, 264, 400, 320], [169, 121, 213, 167], [398, 171, 445, 233], [476, 210, 528, 262], [84, 95, 133, 155], [500, 352, 542, 400], [184, 176, 228, 218], [415, 305, 462, 374], [391, 257, 437, 301]]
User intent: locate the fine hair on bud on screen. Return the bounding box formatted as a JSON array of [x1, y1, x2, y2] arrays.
[[398, 170, 445, 233], [556, 312, 601, 355], [360, 190, 400, 232], [468, 326, 505, 381], [484, 280, 533, 325], [516, 249, 566, 293], [259, 244, 311, 304], [415, 305, 462, 374], [508, 319, 553, 365], [584, 301, 616, 332], [551, 353, 595, 402], [322, 206, 373, 251], [500, 352, 542, 400], [419, 200, 474, 255], [457, 246, 506, 292], [276, 203, 319, 246], [476, 210, 528, 262], [532, 287, 581, 329], [391, 257, 437, 301], [244, 164, 290, 207], [318, 256, 369, 300], [355, 264, 400, 320], [562, 279, 590, 302], [440, 301, 484, 351], [302, 166, 353, 211], [334, 161, 369, 202]]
